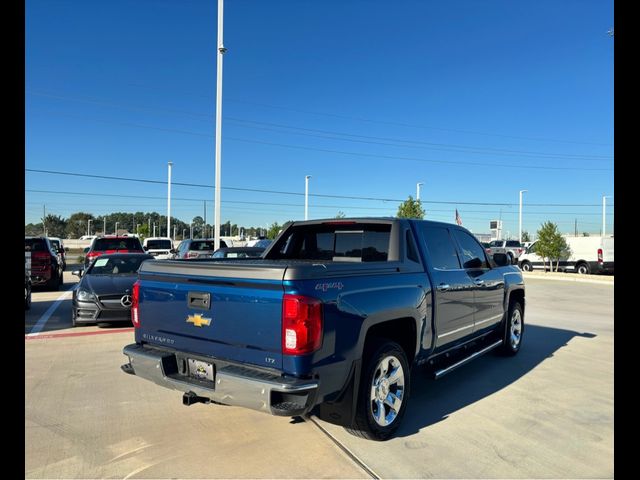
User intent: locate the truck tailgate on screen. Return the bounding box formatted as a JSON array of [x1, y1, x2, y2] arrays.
[[137, 260, 286, 370]]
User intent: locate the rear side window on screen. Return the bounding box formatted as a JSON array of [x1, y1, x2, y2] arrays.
[[420, 227, 460, 270], [489, 240, 502, 247], [452, 230, 489, 269], [268, 223, 390, 262], [506, 240, 521, 247], [93, 237, 142, 251], [25, 239, 47, 252]]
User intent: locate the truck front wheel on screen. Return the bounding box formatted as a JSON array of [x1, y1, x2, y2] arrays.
[[498, 301, 524, 356], [345, 339, 410, 441]]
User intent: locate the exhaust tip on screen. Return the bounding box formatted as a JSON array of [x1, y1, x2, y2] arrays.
[[120, 363, 135, 375]]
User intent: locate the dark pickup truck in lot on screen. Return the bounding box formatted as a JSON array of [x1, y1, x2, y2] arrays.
[[122, 218, 525, 440]]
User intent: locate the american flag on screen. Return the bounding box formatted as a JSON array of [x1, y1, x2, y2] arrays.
[[455, 209, 463, 226]]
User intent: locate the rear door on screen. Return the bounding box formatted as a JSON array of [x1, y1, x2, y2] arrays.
[[137, 261, 287, 370], [417, 225, 475, 347]]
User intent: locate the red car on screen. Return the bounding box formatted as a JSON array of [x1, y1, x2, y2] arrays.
[[84, 236, 144, 268]]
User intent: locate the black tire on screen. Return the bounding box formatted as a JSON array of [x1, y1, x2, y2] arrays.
[[498, 301, 524, 356], [576, 262, 590, 275], [520, 261, 532, 272], [344, 339, 411, 441]]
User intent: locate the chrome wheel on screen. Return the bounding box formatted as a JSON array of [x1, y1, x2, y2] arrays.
[[370, 355, 405, 427], [510, 309, 522, 349]]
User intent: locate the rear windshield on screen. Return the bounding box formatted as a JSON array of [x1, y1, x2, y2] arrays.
[[489, 240, 502, 247], [190, 240, 226, 250], [25, 238, 48, 252], [146, 240, 172, 250], [92, 237, 143, 251], [267, 223, 391, 262], [49, 239, 61, 250], [506, 240, 522, 247]]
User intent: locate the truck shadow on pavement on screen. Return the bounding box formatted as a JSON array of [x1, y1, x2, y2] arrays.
[[394, 324, 597, 438]]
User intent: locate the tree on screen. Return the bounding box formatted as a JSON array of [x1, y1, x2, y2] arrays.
[[42, 214, 67, 237], [335, 211, 346, 219], [521, 231, 531, 242], [65, 212, 95, 238], [535, 221, 570, 272], [267, 222, 281, 240], [582, 232, 590, 237], [191, 216, 204, 238], [396, 196, 425, 219], [25, 222, 43, 236]]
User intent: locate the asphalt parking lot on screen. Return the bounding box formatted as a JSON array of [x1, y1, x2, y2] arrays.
[[25, 272, 613, 478]]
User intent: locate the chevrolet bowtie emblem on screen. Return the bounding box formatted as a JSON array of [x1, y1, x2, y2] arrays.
[[186, 313, 212, 327]]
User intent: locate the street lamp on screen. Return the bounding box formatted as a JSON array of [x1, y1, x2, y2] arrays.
[[305, 175, 312, 220], [87, 219, 92, 236], [167, 162, 173, 243], [115, 222, 119, 235], [602, 195, 613, 237], [518, 190, 527, 243], [416, 182, 424, 201], [213, 0, 227, 251]]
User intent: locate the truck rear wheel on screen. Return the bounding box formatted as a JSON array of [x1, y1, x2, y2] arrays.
[[345, 339, 410, 441], [498, 301, 524, 356], [576, 262, 590, 275], [520, 261, 532, 272]]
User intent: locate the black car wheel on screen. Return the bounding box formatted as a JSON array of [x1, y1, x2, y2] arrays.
[[520, 261, 532, 272], [345, 339, 410, 441], [498, 301, 524, 356]]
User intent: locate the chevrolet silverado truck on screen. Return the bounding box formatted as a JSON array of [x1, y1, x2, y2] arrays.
[[121, 218, 525, 440]]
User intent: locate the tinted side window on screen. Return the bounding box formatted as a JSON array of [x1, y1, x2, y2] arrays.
[[452, 230, 489, 269], [506, 240, 521, 247], [406, 230, 419, 263], [421, 226, 461, 270]]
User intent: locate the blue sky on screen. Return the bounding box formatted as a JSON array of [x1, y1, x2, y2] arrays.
[[25, 0, 614, 237]]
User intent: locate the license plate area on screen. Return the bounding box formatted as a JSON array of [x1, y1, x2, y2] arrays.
[[187, 358, 215, 383]]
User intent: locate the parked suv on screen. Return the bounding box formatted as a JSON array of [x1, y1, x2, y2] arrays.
[[143, 237, 175, 259], [84, 236, 144, 268], [25, 237, 64, 290], [173, 239, 228, 259], [48, 237, 67, 271]]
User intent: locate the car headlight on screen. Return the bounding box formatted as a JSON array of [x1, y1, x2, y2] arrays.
[[76, 289, 96, 302]]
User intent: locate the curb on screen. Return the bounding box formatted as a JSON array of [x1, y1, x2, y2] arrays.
[[522, 272, 613, 286]]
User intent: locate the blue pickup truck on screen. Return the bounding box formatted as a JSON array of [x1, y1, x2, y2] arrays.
[[122, 218, 525, 440]]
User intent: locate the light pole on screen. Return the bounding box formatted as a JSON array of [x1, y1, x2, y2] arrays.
[[183, 228, 186, 240], [416, 182, 424, 201], [190, 223, 193, 239], [115, 222, 119, 235], [104, 217, 106, 235], [305, 175, 312, 220], [87, 219, 92, 236], [153, 223, 157, 237], [518, 190, 527, 243], [213, 0, 227, 251], [602, 195, 612, 237], [136, 223, 140, 235], [167, 162, 173, 241]]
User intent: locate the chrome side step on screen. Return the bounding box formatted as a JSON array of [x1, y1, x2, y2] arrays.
[[433, 339, 503, 380]]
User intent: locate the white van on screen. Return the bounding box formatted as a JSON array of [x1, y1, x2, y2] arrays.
[[518, 236, 614, 274]]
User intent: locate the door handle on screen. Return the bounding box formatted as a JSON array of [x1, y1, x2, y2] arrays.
[[474, 279, 485, 285], [436, 283, 450, 291]]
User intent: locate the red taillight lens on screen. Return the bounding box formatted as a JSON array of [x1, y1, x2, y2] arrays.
[[32, 252, 51, 263], [132, 280, 140, 328], [282, 294, 323, 355], [598, 248, 603, 264]]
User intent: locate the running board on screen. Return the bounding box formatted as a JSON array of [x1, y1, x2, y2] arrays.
[[433, 339, 503, 380]]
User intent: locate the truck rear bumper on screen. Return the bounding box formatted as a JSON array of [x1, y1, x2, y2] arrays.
[[122, 343, 318, 417]]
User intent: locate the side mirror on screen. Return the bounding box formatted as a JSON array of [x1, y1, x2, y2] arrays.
[[493, 253, 509, 267], [170, 248, 176, 254], [72, 269, 83, 277], [64, 247, 70, 252], [143, 246, 149, 251]]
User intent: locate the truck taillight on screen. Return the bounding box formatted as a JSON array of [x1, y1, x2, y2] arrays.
[[132, 280, 141, 328], [32, 252, 51, 264], [282, 294, 323, 355], [598, 248, 603, 264]]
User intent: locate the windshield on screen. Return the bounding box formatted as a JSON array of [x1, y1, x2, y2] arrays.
[[146, 240, 172, 250], [87, 256, 150, 275], [190, 241, 217, 251], [489, 241, 502, 247]]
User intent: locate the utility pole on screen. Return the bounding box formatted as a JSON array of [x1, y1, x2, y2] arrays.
[[87, 219, 92, 236], [115, 222, 119, 235], [575, 218, 577, 237], [203, 200, 207, 238], [305, 175, 311, 220], [42, 205, 46, 235], [173, 225, 176, 241], [416, 182, 424, 201], [153, 223, 157, 237], [213, 0, 227, 250], [167, 162, 173, 241], [602, 195, 612, 237], [518, 190, 527, 243], [104, 217, 106, 236], [148, 217, 151, 235]]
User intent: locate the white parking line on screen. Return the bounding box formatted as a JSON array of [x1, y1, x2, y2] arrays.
[[26, 284, 77, 336]]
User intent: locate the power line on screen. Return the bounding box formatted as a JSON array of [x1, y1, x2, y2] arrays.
[[25, 169, 613, 207], [27, 90, 612, 162]]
